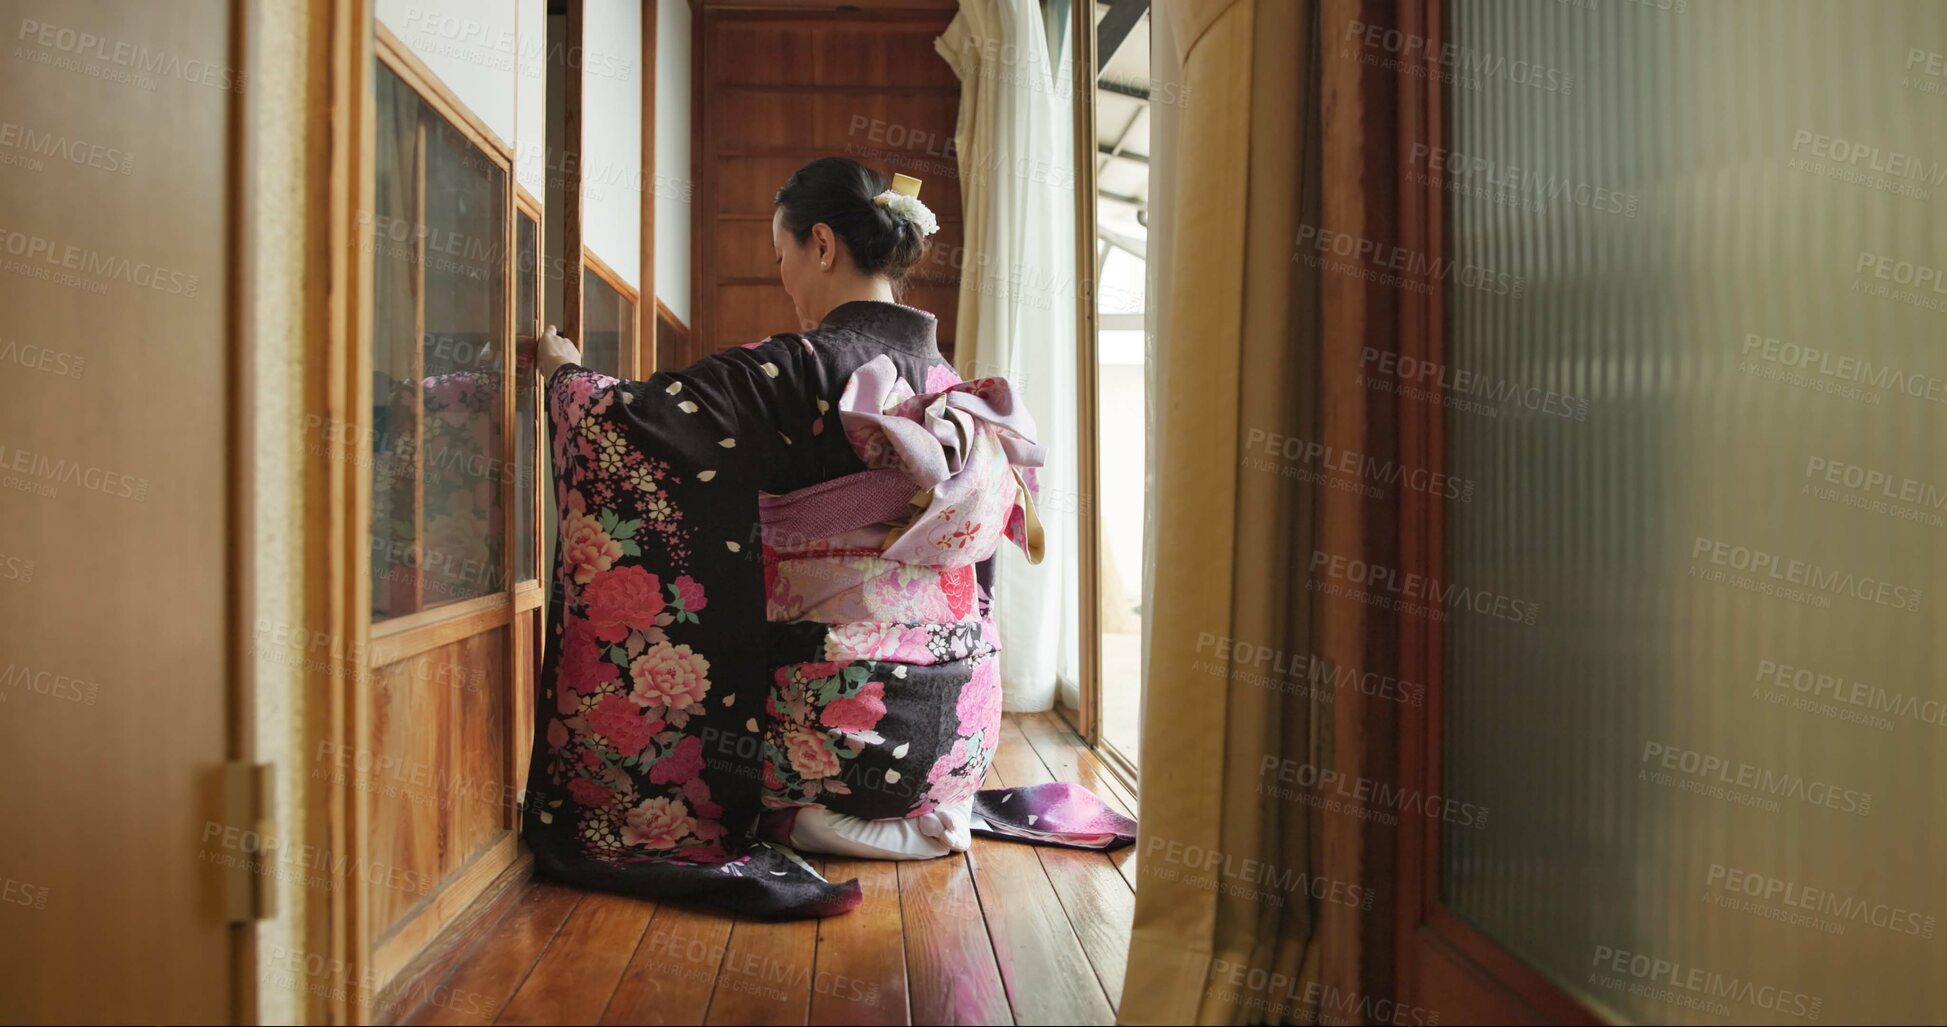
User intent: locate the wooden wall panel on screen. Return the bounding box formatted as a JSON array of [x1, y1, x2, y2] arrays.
[[695, 5, 965, 365], [714, 93, 960, 150], [712, 21, 960, 88], [716, 284, 804, 344], [449, 629, 509, 871], [368, 628, 511, 943], [714, 218, 792, 279]]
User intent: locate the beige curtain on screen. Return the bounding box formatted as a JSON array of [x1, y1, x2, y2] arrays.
[[1122, 0, 1321, 1023]]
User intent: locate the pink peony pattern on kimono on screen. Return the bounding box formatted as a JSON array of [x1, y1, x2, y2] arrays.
[[673, 574, 708, 612], [681, 776, 726, 825], [940, 565, 976, 620], [568, 777, 616, 808], [928, 737, 970, 784], [557, 616, 621, 713], [797, 660, 847, 681], [629, 643, 712, 712], [955, 661, 1002, 736], [824, 621, 903, 660], [649, 735, 705, 785], [820, 680, 887, 734], [563, 495, 624, 585], [584, 565, 665, 642], [621, 796, 696, 849], [849, 564, 957, 622], [924, 363, 961, 393], [784, 728, 841, 779], [587, 693, 654, 757]]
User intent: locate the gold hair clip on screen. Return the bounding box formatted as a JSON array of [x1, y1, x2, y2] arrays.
[[890, 173, 922, 199]]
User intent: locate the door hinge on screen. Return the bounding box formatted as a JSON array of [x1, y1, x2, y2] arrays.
[[217, 761, 277, 923]]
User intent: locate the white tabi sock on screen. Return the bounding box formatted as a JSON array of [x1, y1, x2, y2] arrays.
[[787, 796, 977, 861]]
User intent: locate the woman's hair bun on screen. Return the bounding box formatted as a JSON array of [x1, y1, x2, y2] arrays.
[[774, 157, 926, 286]]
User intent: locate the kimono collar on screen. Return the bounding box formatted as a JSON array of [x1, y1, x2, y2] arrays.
[[818, 300, 939, 353]]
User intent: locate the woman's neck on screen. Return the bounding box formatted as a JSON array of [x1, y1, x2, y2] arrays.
[[817, 277, 897, 322]]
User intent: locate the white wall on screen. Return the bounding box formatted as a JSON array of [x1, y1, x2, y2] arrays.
[[375, 0, 519, 146], [250, 2, 310, 1020], [375, 0, 662, 299], [375, 0, 554, 204], [580, 0, 642, 289], [655, 0, 692, 325], [514, 0, 545, 197]]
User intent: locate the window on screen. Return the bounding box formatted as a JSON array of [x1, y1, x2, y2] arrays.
[[654, 303, 686, 373], [1089, 3, 1152, 773], [370, 63, 508, 618], [581, 262, 636, 377], [1404, 2, 1947, 1021]]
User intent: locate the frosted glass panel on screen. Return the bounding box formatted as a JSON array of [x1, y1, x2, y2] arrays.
[[1438, 1, 1947, 1023]]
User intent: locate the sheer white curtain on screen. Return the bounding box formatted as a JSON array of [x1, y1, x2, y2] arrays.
[[935, 0, 1079, 712]]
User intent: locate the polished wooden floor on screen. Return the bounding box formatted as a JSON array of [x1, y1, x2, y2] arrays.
[[386, 713, 1138, 1026]]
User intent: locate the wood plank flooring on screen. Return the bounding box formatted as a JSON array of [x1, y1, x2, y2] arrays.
[[388, 713, 1139, 1026]]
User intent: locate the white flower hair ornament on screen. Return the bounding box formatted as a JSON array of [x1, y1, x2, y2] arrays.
[[873, 173, 940, 237]]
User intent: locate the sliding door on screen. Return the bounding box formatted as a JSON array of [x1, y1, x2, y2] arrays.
[[0, 1, 245, 1020], [514, 198, 544, 804], [355, 41, 527, 994], [1085, 1, 1154, 775], [1396, 1, 1947, 1022]]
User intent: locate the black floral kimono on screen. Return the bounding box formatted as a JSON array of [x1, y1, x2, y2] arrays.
[[522, 300, 1132, 918]]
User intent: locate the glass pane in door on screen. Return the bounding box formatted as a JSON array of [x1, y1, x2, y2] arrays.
[[370, 64, 507, 618], [1094, 7, 1153, 766], [1438, 2, 1947, 1022], [580, 266, 631, 377]]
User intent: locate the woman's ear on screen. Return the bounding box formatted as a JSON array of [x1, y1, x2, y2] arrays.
[[811, 223, 836, 270]]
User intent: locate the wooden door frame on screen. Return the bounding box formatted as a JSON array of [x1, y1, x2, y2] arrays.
[[1069, 0, 1106, 761], [1043, 0, 1137, 803], [561, 0, 586, 346], [642, 0, 659, 372], [309, 0, 375, 1021], [1387, 1, 1606, 1022], [226, 0, 260, 1019], [516, 192, 547, 603]]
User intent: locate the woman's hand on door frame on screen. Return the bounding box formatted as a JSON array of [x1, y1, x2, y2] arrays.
[[535, 324, 580, 380]]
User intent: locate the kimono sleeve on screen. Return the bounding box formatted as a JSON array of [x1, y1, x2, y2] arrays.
[[544, 335, 826, 502], [526, 337, 829, 878]]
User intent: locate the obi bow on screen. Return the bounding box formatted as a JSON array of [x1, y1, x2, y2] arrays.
[[839, 355, 1045, 566], [758, 356, 1045, 566]]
